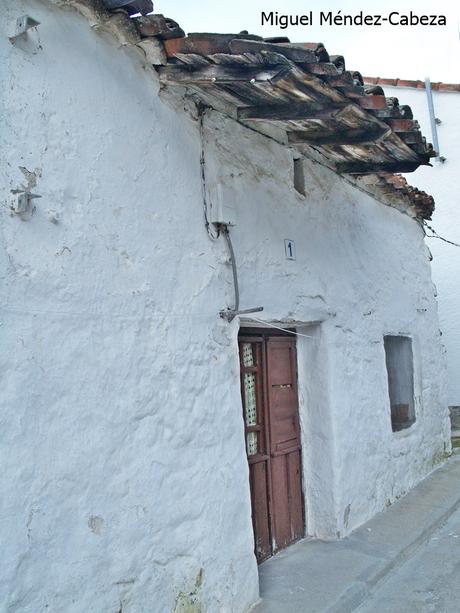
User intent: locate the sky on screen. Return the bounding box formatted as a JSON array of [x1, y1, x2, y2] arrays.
[[153, 0, 459, 82]]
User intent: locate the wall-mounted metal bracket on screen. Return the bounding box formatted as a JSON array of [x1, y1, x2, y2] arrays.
[[9, 15, 40, 43], [220, 306, 264, 323], [11, 191, 42, 215]]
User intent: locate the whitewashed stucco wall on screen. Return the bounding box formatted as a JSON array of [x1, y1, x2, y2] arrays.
[[0, 2, 451, 612], [0, 2, 258, 612], [381, 85, 460, 406]]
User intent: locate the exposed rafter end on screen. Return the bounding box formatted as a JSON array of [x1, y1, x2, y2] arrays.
[[337, 161, 422, 174], [288, 126, 388, 146], [237, 102, 347, 122]]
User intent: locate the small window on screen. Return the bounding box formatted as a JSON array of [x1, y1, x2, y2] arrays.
[[293, 157, 305, 195], [384, 336, 415, 432]]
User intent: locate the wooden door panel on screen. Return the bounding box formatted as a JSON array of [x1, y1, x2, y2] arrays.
[[250, 461, 271, 563], [288, 450, 304, 541], [270, 408, 299, 453], [271, 452, 304, 551], [239, 338, 272, 564], [240, 332, 304, 563], [267, 337, 304, 551], [271, 454, 292, 550], [267, 345, 293, 385]]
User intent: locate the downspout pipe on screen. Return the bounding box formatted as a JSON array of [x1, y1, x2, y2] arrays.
[[425, 77, 441, 162]]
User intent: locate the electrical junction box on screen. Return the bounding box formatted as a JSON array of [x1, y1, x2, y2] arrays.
[[208, 183, 236, 226]]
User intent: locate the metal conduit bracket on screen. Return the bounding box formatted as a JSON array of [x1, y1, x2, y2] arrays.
[[218, 224, 264, 322], [220, 306, 264, 323], [9, 15, 40, 43], [11, 191, 42, 215]]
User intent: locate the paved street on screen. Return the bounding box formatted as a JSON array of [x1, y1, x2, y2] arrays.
[[255, 454, 460, 613], [357, 504, 460, 613]]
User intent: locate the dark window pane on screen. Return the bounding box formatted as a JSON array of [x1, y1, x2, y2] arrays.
[[384, 335, 415, 432]]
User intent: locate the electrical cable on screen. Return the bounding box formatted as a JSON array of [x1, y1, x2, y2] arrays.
[[198, 105, 220, 241], [423, 222, 460, 248], [245, 317, 315, 338]]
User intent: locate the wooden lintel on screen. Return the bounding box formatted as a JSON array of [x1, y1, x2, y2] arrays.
[[237, 103, 346, 122], [287, 126, 388, 146], [337, 160, 422, 174], [158, 64, 281, 84]]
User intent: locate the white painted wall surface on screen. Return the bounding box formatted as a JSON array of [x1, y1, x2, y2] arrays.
[[0, 2, 258, 612], [381, 85, 460, 406], [0, 2, 451, 611]]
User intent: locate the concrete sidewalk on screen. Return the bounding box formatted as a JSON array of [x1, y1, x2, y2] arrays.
[[254, 454, 460, 613]]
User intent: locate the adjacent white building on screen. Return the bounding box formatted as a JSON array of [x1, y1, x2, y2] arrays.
[[365, 77, 460, 410], [0, 2, 452, 611]]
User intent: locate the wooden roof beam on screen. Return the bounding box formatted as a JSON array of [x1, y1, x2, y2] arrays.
[[237, 102, 347, 121], [336, 160, 424, 174], [158, 64, 281, 85], [287, 126, 389, 145]]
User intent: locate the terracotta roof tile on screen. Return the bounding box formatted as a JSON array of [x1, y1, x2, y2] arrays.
[[364, 77, 460, 93]]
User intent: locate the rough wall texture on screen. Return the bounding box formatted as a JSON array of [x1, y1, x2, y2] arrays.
[[0, 2, 451, 612], [382, 85, 460, 406], [1, 2, 257, 612]]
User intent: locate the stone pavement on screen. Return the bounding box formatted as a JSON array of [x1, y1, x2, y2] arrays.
[[253, 454, 460, 613], [356, 501, 460, 612]]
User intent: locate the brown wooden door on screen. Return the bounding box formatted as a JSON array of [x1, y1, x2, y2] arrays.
[[239, 332, 304, 563]]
